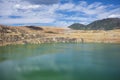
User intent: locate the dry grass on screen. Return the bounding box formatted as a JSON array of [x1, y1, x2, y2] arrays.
[[1, 25, 120, 44]]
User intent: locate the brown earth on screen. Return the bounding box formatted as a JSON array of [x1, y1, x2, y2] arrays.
[[0, 25, 120, 46]]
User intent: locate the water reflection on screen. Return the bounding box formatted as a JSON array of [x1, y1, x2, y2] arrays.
[[0, 43, 120, 80]]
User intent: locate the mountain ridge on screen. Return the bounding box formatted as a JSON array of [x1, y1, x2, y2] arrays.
[[68, 18, 120, 30]]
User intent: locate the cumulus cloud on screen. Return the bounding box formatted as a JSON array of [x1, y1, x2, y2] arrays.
[[0, 0, 120, 27]]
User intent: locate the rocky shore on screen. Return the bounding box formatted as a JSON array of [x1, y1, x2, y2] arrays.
[[0, 25, 120, 46]]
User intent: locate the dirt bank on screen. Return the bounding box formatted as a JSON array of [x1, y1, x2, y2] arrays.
[[0, 25, 120, 46]]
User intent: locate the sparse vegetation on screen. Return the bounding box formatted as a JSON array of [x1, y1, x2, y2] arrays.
[[25, 26, 43, 30], [45, 31, 58, 34], [68, 18, 120, 30], [68, 23, 86, 30]]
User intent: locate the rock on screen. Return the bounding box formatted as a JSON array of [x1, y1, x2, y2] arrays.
[[6, 30, 12, 33], [0, 39, 2, 41]]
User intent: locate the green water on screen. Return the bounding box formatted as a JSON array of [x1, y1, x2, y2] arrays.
[[0, 43, 120, 80]]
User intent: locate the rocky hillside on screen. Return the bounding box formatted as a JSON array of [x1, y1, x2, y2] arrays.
[[68, 18, 120, 30], [0, 25, 78, 46], [0, 24, 120, 46]]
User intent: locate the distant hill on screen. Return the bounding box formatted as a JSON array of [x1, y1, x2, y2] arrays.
[[68, 18, 120, 30], [68, 23, 86, 30]]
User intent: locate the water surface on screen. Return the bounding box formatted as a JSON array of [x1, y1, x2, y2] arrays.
[[0, 43, 120, 80]]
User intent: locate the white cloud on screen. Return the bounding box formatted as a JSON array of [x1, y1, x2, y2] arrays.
[[96, 8, 120, 19], [53, 21, 74, 27], [108, 14, 120, 18], [0, 0, 120, 27], [70, 2, 108, 15], [59, 3, 75, 10], [14, 4, 40, 9], [23, 0, 59, 5], [0, 18, 55, 24]]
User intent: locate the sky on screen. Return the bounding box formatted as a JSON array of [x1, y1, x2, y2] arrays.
[[0, 0, 120, 27]]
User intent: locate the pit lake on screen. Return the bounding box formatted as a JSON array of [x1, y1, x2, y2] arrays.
[[0, 43, 120, 80]]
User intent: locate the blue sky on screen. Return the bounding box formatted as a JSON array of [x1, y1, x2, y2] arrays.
[[0, 0, 120, 27]]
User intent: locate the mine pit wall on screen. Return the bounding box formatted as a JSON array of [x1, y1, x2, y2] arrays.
[[0, 33, 120, 46], [0, 26, 120, 46], [0, 36, 83, 46]]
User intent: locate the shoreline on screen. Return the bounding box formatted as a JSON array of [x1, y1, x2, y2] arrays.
[[0, 25, 120, 46]]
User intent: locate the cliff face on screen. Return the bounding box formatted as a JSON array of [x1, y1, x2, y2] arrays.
[[0, 25, 120, 46]]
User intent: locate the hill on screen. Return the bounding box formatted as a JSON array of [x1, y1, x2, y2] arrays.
[[68, 23, 86, 30], [68, 18, 120, 30]]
